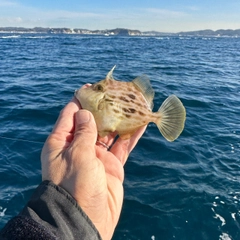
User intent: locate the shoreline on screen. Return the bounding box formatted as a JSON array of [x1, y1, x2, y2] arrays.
[[0, 27, 240, 37]]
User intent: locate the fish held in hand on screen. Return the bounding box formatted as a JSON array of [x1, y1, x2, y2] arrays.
[[75, 66, 186, 141]]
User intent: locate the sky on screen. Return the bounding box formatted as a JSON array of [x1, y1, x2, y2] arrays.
[[0, 0, 240, 32]]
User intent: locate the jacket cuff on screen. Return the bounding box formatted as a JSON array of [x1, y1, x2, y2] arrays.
[[10, 181, 101, 240]]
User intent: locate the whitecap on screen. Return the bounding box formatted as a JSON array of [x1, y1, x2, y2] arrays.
[[219, 232, 232, 240], [1, 35, 20, 39], [212, 208, 226, 226], [231, 212, 236, 221], [0, 207, 7, 217]]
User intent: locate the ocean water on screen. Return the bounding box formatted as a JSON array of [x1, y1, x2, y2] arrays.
[[0, 33, 240, 239]]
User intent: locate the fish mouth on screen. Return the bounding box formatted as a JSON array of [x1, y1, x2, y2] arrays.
[[82, 83, 92, 89], [75, 83, 104, 110], [74, 83, 92, 97]]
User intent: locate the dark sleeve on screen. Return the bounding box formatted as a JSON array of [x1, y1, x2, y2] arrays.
[[0, 181, 102, 240]]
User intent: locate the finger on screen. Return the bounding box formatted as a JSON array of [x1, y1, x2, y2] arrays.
[[96, 147, 124, 182], [126, 125, 147, 153], [110, 125, 147, 165], [97, 131, 118, 151], [43, 98, 81, 152], [70, 109, 98, 160], [52, 97, 81, 135]]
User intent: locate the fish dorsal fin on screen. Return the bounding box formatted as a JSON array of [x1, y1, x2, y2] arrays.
[[106, 65, 116, 80], [132, 75, 155, 109]]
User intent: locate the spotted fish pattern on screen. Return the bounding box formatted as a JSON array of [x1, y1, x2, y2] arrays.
[[75, 66, 186, 141]]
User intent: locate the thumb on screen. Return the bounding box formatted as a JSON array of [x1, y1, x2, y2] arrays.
[[73, 110, 98, 153]]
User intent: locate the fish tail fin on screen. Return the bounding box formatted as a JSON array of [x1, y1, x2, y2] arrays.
[[156, 95, 186, 142]]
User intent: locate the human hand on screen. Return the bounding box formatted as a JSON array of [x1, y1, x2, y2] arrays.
[[41, 95, 146, 240]]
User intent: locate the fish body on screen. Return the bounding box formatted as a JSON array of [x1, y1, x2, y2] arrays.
[[75, 66, 186, 141]]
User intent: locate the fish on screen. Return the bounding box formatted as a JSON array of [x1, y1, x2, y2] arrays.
[[74, 66, 186, 141]]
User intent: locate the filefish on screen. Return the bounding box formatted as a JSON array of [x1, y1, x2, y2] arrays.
[[74, 66, 186, 141]]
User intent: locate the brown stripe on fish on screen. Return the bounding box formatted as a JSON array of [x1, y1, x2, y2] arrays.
[[124, 97, 148, 112], [106, 84, 151, 119], [128, 94, 136, 100], [122, 107, 136, 114], [108, 94, 116, 99], [129, 108, 136, 113], [138, 111, 146, 116], [119, 96, 130, 103], [117, 96, 149, 117], [105, 79, 123, 90], [104, 99, 114, 106], [113, 109, 120, 114]]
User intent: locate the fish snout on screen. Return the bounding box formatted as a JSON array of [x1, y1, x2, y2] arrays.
[[74, 83, 92, 97]]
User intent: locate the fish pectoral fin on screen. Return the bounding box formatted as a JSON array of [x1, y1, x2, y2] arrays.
[[98, 98, 106, 110], [156, 95, 186, 142], [98, 97, 116, 111]]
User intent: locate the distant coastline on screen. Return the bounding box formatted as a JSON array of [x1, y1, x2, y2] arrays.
[[0, 27, 240, 37]]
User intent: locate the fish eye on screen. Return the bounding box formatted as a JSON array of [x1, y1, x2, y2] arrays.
[[94, 84, 103, 92]]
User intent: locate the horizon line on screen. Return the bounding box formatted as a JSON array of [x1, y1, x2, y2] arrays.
[[1, 26, 240, 33]]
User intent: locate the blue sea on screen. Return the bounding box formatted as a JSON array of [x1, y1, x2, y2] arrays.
[[0, 33, 240, 240]]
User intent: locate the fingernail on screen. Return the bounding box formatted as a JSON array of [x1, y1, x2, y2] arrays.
[[76, 110, 90, 125]]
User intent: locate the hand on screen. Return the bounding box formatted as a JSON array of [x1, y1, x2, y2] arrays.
[[41, 96, 146, 240]]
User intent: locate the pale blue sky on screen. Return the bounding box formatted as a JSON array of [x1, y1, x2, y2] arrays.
[[0, 0, 240, 32]]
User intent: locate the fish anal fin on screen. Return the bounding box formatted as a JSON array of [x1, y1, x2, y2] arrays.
[[132, 75, 154, 110], [156, 95, 186, 142], [118, 129, 138, 140]]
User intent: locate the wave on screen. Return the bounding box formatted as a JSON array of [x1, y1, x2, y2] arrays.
[[1, 34, 240, 239], [0, 35, 20, 39]]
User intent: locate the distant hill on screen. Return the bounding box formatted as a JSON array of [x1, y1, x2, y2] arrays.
[[0, 27, 240, 36], [178, 29, 240, 36], [0, 27, 142, 36]]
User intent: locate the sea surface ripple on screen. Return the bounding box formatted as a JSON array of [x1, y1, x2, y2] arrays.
[[0, 34, 240, 239]]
